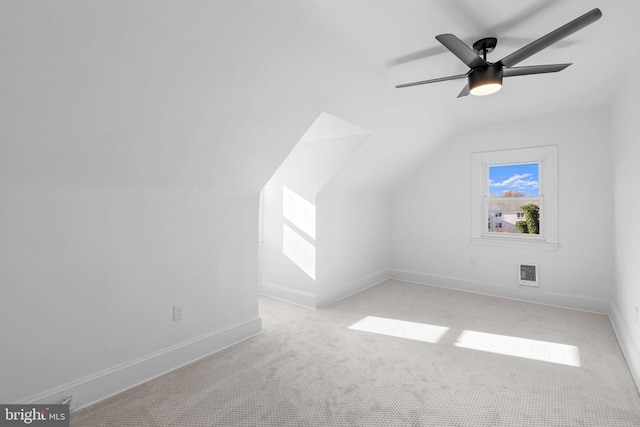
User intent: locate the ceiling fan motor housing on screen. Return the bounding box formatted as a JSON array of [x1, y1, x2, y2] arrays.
[[469, 64, 503, 94]]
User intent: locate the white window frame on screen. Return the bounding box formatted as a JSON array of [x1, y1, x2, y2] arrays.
[[471, 146, 559, 251]]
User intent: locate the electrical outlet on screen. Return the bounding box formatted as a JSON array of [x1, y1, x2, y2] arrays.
[[470, 259, 478, 269], [173, 304, 183, 321]]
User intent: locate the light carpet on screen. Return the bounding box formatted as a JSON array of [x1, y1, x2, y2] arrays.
[[71, 280, 640, 426]]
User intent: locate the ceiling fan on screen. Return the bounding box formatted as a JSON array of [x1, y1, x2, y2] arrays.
[[395, 8, 602, 97]]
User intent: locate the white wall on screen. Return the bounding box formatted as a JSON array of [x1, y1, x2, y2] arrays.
[[315, 186, 390, 308], [0, 0, 351, 409], [390, 108, 613, 313], [1, 0, 409, 407], [261, 179, 390, 309], [0, 186, 261, 407], [260, 174, 318, 307], [260, 126, 369, 307], [610, 52, 640, 387], [260, 114, 389, 308]]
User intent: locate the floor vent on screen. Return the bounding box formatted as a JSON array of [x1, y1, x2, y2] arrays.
[[518, 263, 539, 287]]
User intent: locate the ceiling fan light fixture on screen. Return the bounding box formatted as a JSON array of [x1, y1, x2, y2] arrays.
[[470, 82, 502, 96], [468, 65, 503, 96]]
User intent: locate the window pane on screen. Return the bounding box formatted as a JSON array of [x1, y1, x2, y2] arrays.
[[487, 163, 540, 235], [488, 163, 539, 197]]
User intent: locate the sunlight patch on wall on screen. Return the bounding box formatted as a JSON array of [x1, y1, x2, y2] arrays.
[[283, 223, 316, 280], [283, 185, 315, 239], [349, 316, 449, 344], [455, 330, 581, 367]]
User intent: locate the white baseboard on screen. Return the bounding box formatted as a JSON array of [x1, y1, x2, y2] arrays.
[[261, 281, 316, 309], [316, 269, 390, 309], [390, 269, 611, 314], [21, 316, 262, 412], [608, 303, 640, 392], [261, 270, 391, 310]]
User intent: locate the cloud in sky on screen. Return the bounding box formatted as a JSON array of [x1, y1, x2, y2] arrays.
[[490, 173, 538, 190]]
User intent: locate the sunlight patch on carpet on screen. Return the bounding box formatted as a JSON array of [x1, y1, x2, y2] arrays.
[[348, 316, 449, 343], [455, 330, 581, 367]]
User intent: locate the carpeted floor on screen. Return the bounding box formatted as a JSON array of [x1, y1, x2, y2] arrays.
[[71, 280, 640, 426]]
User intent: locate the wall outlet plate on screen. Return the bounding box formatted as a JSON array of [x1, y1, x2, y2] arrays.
[[173, 304, 183, 321]]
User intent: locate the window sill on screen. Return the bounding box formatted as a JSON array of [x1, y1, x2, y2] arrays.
[[470, 236, 560, 251]]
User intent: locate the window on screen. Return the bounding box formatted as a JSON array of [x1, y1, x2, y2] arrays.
[[471, 146, 558, 251]]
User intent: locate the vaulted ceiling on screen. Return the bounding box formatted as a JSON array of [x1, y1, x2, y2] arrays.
[[2, 1, 637, 194]]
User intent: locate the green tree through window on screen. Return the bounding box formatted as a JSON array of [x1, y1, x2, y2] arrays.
[[516, 204, 540, 234]]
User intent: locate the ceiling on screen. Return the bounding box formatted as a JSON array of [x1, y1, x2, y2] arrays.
[[297, 0, 639, 191], [1, 1, 638, 194]]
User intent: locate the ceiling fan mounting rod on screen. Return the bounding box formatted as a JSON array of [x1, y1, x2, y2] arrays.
[[472, 37, 498, 62]]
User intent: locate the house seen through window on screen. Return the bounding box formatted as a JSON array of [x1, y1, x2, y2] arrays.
[[487, 163, 540, 235]]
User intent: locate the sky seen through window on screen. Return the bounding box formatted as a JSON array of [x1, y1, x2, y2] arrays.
[[489, 163, 539, 197]]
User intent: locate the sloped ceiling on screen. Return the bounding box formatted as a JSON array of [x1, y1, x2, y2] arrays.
[[2, 0, 638, 194]]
